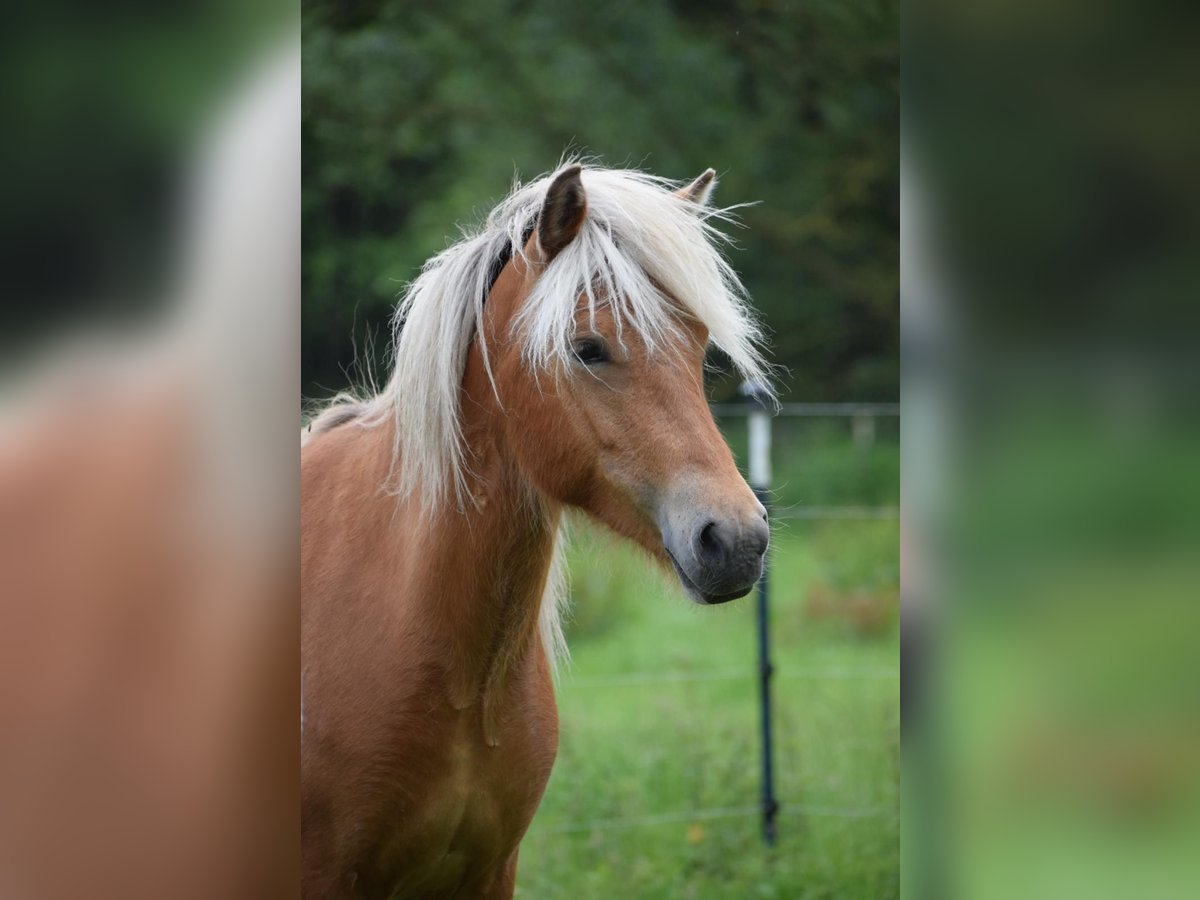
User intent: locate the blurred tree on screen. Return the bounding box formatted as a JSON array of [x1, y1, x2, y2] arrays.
[[302, 0, 897, 401]]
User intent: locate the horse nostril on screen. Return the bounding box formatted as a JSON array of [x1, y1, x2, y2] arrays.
[[694, 520, 730, 568], [691, 516, 768, 572], [749, 518, 770, 556]]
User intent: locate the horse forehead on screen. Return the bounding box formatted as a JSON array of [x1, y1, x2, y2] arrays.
[[570, 296, 710, 347]]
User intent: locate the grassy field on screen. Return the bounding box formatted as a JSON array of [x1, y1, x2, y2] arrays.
[[517, 509, 900, 899]]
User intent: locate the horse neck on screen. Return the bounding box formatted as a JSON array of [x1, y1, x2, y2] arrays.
[[414, 385, 560, 740]]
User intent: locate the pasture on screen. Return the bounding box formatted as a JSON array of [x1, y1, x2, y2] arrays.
[[519, 421, 900, 898]]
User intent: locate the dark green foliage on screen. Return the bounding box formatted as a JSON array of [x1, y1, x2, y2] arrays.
[[302, 0, 898, 402]]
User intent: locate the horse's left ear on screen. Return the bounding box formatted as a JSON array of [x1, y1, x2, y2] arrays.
[[537, 165, 587, 261], [677, 168, 717, 206]]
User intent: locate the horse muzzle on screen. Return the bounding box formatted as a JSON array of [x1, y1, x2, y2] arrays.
[[658, 493, 769, 605]]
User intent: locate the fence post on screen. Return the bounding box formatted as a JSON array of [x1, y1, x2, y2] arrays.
[[741, 380, 778, 846], [852, 410, 877, 453]]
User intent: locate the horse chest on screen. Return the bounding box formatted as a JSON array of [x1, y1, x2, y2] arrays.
[[367, 691, 558, 898]]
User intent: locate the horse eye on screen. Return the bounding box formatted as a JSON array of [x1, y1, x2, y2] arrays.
[[572, 337, 611, 365]]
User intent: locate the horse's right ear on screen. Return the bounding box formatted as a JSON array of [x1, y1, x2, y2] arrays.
[[677, 168, 717, 206], [537, 165, 587, 261]]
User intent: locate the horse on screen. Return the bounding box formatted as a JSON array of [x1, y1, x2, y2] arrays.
[[301, 162, 772, 898]]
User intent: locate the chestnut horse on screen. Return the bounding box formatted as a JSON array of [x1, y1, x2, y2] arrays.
[[301, 164, 772, 898]]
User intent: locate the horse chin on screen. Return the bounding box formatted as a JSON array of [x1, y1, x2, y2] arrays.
[[665, 549, 754, 606]]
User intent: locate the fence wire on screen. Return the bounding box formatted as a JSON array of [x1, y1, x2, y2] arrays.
[[710, 401, 899, 521], [709, 402, 900, 417], [535, 801, 894, 835], [772, 505, 899, 520], [561, 666, 898, 688]]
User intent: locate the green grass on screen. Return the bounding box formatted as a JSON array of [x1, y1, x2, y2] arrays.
[[517, 519, 900, 899]]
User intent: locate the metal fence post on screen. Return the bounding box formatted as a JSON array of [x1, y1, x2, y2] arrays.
[[741, 380, 778, 846]]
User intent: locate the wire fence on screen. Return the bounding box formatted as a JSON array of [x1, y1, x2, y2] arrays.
[[535, 401, 901, 841], [561, 665, 899, 688], [709, 402, 900, 417], [537, 801, 896, 836], [714, 400, 900, 523], [774, 505, 899, 520]]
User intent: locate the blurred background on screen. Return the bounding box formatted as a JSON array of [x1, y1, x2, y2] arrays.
[[906, 0, 1200, 897], [303, 1, 899, 898], [301, 0, 899, 405]]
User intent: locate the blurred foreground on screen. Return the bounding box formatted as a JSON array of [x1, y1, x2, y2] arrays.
[[0, 9, 298, 897]]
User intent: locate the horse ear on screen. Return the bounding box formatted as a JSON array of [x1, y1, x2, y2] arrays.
[[677, 168, 717, 206], [537, 165, 587, 260]]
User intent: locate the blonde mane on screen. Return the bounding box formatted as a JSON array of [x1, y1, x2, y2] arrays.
[[308, 162, 772, 665]]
